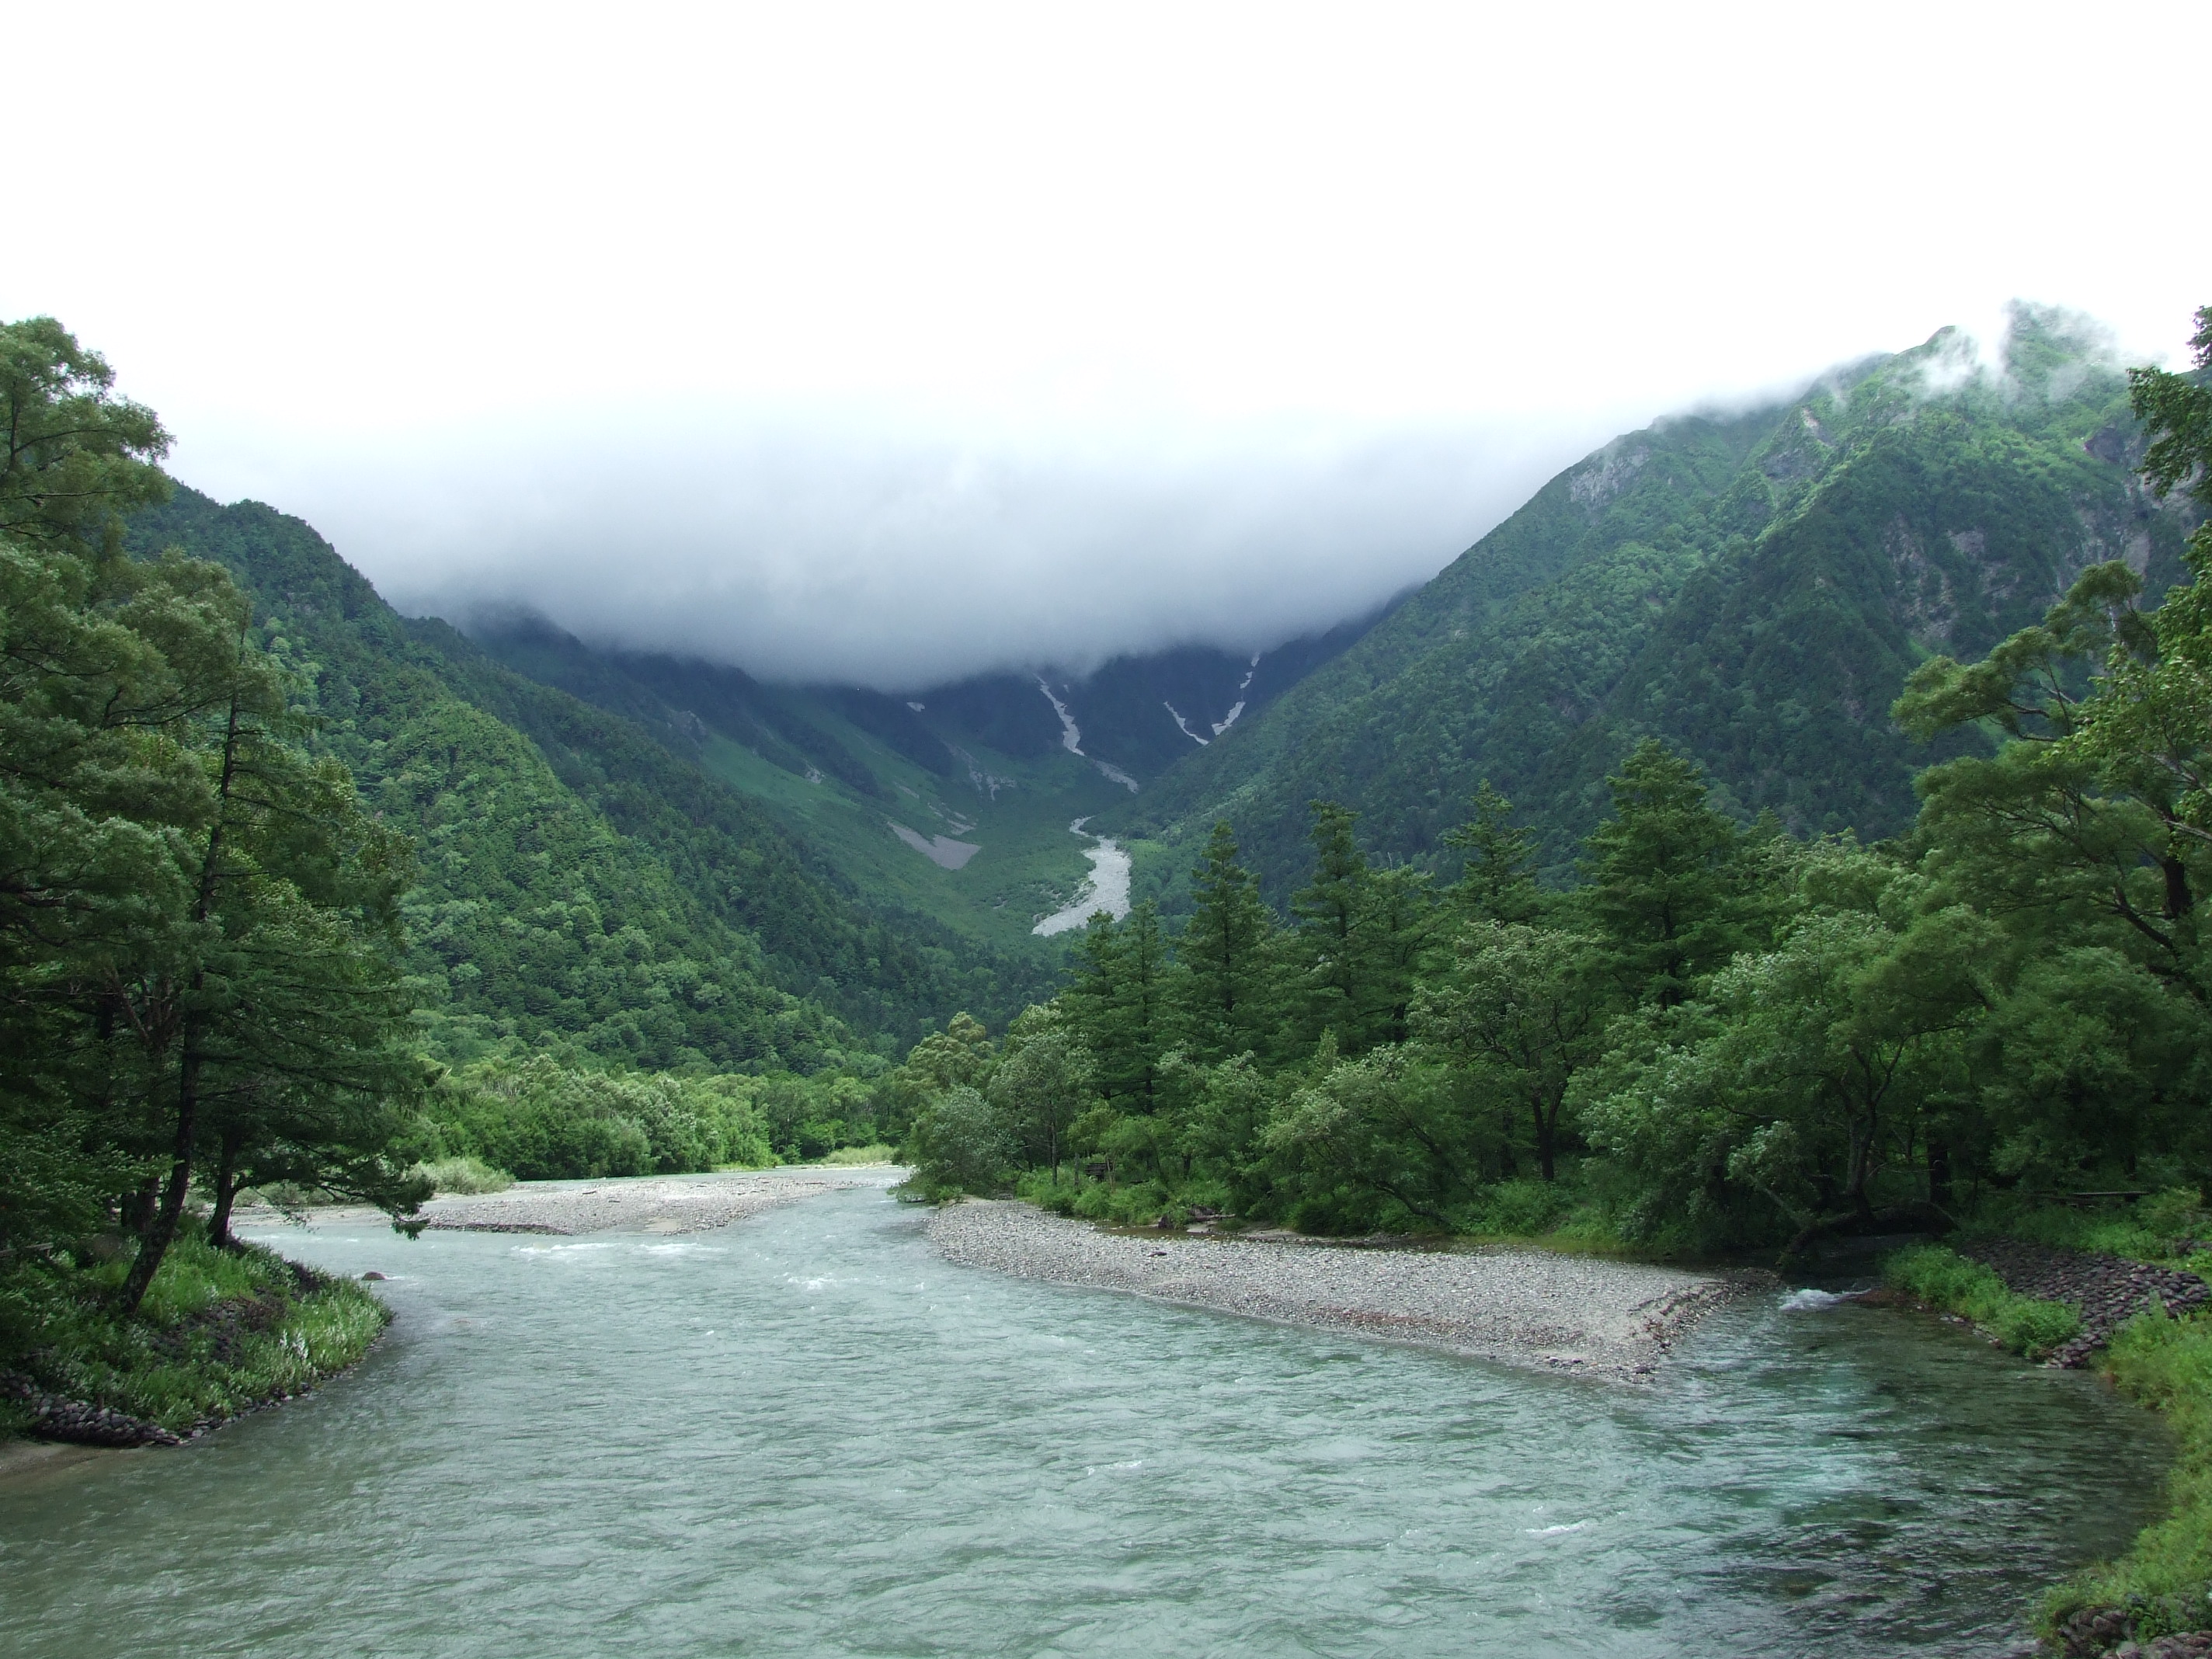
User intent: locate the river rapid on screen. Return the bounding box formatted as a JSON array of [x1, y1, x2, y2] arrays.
[[0, 1183, 2170, 1658]]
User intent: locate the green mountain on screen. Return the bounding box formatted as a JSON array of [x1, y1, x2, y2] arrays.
[[127, 490, 1051, 1068], [457, 610, 1379, 952], [1119, 310, 2205, 895]]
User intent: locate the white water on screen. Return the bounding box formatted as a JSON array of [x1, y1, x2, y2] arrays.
[[1033, 818, 1133, 935]]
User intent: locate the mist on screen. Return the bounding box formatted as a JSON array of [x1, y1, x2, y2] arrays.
[[196, 407, 1599, 690], [6, 5, 2205, 690]]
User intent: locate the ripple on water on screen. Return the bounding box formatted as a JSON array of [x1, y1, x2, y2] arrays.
[[0, 1190, 2172, 1659]]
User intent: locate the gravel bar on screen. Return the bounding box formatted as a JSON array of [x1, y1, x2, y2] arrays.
[[419, 1167, 897, 1235], [929, 1201, 1748, 1380], [235, 1167, 901, 1238]]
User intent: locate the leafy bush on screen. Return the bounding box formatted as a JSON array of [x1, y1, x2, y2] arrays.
[[814, 1143, 899, 1167], [1471, 1179, 1578, 1237], [408, 1056, 780, 1179], [409, 1155, 514, 1195], [1962, 1188, 2210, 1268], [1883, 1243, 2083, 1360]]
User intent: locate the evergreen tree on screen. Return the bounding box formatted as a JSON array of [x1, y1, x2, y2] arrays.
[[1442, 781, 1541, 923], [1067, 902, 1170, 1109], [1174, 821, 1277, 1062], [1577, 740, 1744, 1007], [1289, 801, 1373, 1049]]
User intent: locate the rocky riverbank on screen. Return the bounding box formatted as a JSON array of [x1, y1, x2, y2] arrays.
[[1956, 1238, 2210, 1369], [929, 1201, 1753, 1380]]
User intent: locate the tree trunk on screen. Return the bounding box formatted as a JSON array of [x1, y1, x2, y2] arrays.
[[207, 1127, 245, 1250], [120, 1033, 200, 1311], [2162, 853, 2193, 920], [1926, 1137, 1953, 1210], [1532, 1092, 1556, 1183], [120, 680, 244, 1313]]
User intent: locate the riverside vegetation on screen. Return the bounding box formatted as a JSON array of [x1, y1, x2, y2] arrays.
[[5, 302, 2212, 1647], [892, 308, 2212, 1648]]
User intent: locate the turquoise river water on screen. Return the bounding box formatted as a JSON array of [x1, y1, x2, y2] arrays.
[[0, 1184, 2172, 1657]]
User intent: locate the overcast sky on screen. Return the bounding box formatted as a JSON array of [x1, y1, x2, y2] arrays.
[[8, 2, 2207, 689]]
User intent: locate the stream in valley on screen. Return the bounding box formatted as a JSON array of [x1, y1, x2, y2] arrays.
[[0, 1183, 2171, 1657]]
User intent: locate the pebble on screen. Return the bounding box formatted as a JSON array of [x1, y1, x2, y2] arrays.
[[928, 1201, 1758, 1382], [412, 1168, 890, 1236]]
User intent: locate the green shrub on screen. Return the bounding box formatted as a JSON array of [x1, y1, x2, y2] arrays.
[[1966, 1188, 2208, 1268], [409, 1155, 514, 1195], [1473, 1179, 1577, 1237], [1883, 1243, 2082, 1360], [813, 1143, 899, 1167]]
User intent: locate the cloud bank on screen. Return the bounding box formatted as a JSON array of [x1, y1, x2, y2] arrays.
[[211, 408, 1590, 690]]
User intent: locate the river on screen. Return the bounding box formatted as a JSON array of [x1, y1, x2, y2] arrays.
[[0, 1184, 2169, 1657]]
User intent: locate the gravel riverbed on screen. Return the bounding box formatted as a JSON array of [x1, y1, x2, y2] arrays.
[[234, 1166, 899, 1238], [929, 1201, 1750, 1380]]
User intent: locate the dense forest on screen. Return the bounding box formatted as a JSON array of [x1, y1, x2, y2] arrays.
[[0, 316, 1023, 1370], [902, 309, 2212, 1264]]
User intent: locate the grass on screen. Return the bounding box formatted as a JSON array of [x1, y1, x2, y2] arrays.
[[1, 1226, 391, 1438], [2047, 1309, 2212, 1641], [1882, 1243, 2084, 1359]]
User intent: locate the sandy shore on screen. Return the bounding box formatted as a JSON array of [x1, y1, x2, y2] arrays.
[[235, 1167, 901, 1238], [929, 1201, 1749, 1380]]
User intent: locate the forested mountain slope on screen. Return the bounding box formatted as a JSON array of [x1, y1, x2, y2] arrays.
[[1122, 311, 2204, 894], [457, 607, 1381, 949], [127, 491, 1047, 1065]]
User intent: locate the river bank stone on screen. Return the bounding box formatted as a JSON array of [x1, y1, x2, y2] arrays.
[[402, 1167, 893, 1236], [1956, 1239, 2209, 1368], [930, 1199, 1758, 1380], [0, 1373, 182, 1447]]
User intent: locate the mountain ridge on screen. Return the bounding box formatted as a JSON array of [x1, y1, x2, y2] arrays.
[[1113, 312, 2203, 899]]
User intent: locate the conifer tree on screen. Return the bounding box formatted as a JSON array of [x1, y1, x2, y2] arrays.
[[1174, 821, 1277, 1062], [1289, 801, 1373, 1049], [1442, 781, 1541, 923], [1577, 741, 1744, 1007], [1068, 902, 1169, 1108]]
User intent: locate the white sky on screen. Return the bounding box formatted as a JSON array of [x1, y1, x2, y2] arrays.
[[9, 2, 2207, 687]]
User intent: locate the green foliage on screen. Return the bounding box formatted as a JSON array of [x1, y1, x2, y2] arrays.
[[1882, 1243, 2082, 1359], [409, 1056, 784, 1179], [904, 1085, 1013, 1199], [0, 315, 429, 1317], [7, 1228, 390, 1435], [2049, 1306, 2212, 1639], [409, 1155, 514, 1195]]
